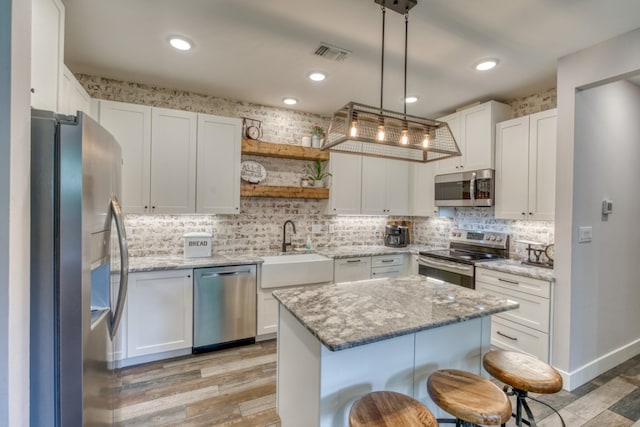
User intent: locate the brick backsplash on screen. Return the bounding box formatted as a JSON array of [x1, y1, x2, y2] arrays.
[[80, 74, 555, 260]]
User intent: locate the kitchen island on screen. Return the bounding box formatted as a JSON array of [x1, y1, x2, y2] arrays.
[[273, 275, 518, 427]]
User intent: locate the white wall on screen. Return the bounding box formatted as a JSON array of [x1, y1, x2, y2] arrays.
[[0, 0, 31, 425], [555, 27, 640, 389]]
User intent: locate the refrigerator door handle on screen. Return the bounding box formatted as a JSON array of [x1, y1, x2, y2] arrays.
[[110, 195, 129, 339]]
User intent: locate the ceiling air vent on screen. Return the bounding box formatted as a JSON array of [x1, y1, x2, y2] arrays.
[[313, 42, 352, 62]]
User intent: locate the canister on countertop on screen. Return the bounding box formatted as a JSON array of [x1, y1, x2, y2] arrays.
[[183, 232, 212, 258]]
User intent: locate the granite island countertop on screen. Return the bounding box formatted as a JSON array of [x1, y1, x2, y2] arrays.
[[272, 275, 518, 351], [475, 259, 555, 281]]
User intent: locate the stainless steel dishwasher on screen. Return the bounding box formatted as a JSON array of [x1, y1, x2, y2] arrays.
[[193, 264, 257, 353]]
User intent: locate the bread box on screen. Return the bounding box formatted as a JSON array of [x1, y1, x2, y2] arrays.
[[183, 232, 212, 258]]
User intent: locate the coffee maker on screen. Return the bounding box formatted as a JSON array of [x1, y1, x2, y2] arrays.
[[384, 225, 409, 247]]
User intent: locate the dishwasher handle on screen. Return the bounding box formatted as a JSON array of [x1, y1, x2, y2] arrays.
[[200, 270, 253, 279]]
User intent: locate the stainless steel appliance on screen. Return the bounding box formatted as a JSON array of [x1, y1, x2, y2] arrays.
[[435, 168, 495, 207], [385, 225, 409, 247], [193, 265, 257, 352], [418, 229, 508, 289], [30, 109, 127, 426]]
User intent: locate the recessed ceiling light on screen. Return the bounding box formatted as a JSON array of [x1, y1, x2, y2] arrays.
[[308, 72, 326, 82], [475, 59, 498, 71], [169, 37, 192, 51], [283, 98, 298, 105], [405, 96, 419, 103]]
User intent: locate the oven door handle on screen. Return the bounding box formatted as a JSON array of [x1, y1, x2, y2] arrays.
[[418, 256, 473, 273]]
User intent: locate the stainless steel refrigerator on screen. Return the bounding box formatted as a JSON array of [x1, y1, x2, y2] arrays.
[[30, 109, 129, 426]]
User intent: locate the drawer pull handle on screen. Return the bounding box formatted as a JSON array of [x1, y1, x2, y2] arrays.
[[380, 259, 394, 263], [346, 259, 361, 263], [497, 331, 518, 341], [498, 278, 519, 285]]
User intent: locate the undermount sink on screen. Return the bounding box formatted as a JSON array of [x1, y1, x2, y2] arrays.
[[261, 253, 333, 288]]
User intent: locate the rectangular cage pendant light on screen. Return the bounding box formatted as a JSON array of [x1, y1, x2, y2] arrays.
[[322, 102, 460, 163]]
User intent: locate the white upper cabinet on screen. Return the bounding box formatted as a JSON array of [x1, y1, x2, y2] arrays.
[[436, 101, 512, 175], [61, 65, 91, 117], [326, 153, 363, 215], [98, 101, 241, 214], [361, 157, 410, 215], [409, 161, 438, 217], [495, 109, 557, 220], [196, 114, 242, 214], [150, 108, 198, 213], [98, 100, 152, 213], [31, 0, 65, 112]]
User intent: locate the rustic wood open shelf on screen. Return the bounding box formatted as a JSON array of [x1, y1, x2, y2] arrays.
[[242, 139, 329, 161], [241, 184, 329, 199]]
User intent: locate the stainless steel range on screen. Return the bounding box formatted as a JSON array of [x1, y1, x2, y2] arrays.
[[418, 229, 509, 289]]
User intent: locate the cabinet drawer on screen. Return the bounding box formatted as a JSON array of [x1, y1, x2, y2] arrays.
[[476, 267, 551, 298], [372, 254, 404, 267], [334, 257, 372, 283], [477, 281, 549, 333], [491, 317, 549, 362], [371, 265, 404, 279]]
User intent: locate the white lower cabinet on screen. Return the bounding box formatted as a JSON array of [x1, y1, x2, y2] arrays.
[[475, 267, 552, 362], [371, 254, 406, 279], [334, 257, 372, 283], [257, 287, 279, 337], [334, 254, 409, 283], [126, 269, 194, 359]]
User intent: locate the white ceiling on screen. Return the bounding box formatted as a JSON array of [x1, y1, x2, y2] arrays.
[[62, 0, 640, 118]]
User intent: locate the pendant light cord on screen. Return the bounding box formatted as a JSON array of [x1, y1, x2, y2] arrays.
[[403, 11, 408, 118], [380, 6, 386, 114]]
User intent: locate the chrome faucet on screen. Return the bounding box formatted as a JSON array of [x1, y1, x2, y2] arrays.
[[282, 220, 296, 252]]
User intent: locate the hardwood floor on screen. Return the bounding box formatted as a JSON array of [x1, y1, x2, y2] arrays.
[[115, 340, 640, 426], [114, 340, 279, 427]]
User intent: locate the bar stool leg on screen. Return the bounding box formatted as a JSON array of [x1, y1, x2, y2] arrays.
[[504, 385, 565, 427]]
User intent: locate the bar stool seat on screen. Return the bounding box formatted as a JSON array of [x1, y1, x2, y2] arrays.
[[483, 351, 564, 427], [427, 369, 511, 426], [483, 350, 562, 394], [349, 391, 438, 427]]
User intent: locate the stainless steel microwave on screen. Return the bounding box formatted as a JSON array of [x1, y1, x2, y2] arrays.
[[434, 169, 495, 207]]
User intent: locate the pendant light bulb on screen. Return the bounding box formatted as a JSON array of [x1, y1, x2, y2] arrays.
[[350, 120, 358, 137], [400, 129, 409, 145], [377, 125, 385, 141], [422, 133, 430, 148]]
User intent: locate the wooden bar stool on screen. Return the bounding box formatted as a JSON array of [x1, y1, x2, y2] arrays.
[[427, 369, 511, 426], [349, 391, 438, 427], [483, 350, 565, 427]]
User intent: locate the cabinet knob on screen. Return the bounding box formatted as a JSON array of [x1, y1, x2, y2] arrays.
[[30, 88, 35, 93], [529, 212, 533, 216], [187, 274, 191, 278], [152, 206, 156, 209], [521, 212, 526, 216], [144, 205, 148, 209]]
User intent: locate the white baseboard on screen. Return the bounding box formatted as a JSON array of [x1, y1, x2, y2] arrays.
[[557, 338, 640, 391]]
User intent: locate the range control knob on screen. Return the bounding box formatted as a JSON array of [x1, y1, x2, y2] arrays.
[[496, 237, 503, 242]]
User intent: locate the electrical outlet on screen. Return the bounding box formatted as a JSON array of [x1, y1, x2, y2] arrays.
[[312, 224, 322, 233], [578, 226, 593, 243], [328, 224, 335, 234]]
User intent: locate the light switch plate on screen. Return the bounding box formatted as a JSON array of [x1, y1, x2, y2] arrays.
[[312, 224, 322, 233], [579, 226, 593, 243], [328, 224, 335, 234]]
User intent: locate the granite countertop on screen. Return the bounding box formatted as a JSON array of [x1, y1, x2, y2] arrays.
[[127, 244, 445, 272], [475, 259, 555, 281], [272, 275, 518, 351], [128, 253, 264, 272], [318, 244, 444, 259]]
